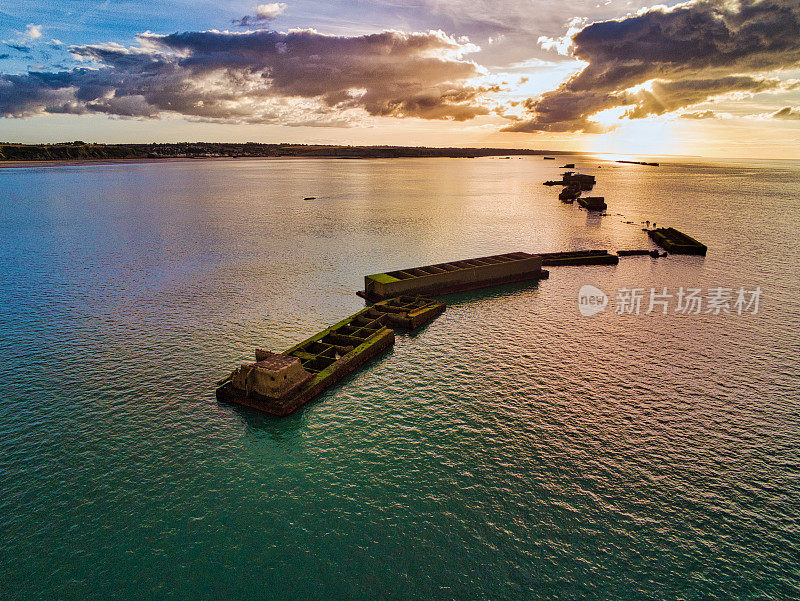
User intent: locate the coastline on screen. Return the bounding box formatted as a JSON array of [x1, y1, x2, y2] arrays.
[[0, 143, 572, 167], [0, 156, 284, 169], [0, 155, 542, 169]]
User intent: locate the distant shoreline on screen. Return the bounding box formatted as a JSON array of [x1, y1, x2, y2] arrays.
[[0, 156, 276, 169], [0, 142, 574, 165]]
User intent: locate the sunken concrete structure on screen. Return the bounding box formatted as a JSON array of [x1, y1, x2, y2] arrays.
[[577, 196, 607, 211], [648, 228, 707, 255], [617, 160, 659, 166], [372, 296, 446, 329], [538, 250, 619, 266], [217, 308, 396, 415], [230, 352, 313, 400], [544, 172, 596, 190], [217, 297, 447, 416], [562, 172, 596, 191], [559, 185, 581, 202], [360, 252, 548, 301], [618, 249, 667, 257]]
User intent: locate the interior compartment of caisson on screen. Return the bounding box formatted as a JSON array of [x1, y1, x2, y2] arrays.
[[323, 333, 368, 346], [387, 270, 415, 279], [432, 263, 460, 271], [301, 356, 337, 373], [305, 342, 330, 354], [317, 346, 338, 359]]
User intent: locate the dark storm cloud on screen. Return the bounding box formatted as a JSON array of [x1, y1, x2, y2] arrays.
[[508, 0, 800, 133], [0, 29, 489, 123]]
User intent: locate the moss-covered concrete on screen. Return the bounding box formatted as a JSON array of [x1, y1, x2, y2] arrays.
[[647, 228, 707, 255]]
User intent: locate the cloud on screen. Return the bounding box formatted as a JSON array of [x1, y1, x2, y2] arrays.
[[622, 76, 799, 119], [4, 43, 31, 53], [2, 23, 46, 56], [26, 24, 43, 40], [254, 3, 287, 20], [234, 3, 287, 27], [365, 0, 654, 68], [0, 29, 491, 124], [507, 0, 800, 133], [770, 106, 800, 119], [537, 17, 587, 56], [679, 110, 719, 119]]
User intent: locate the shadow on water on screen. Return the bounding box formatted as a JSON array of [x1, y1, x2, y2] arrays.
[[223, 401, 307, 441], [584, 210, 604, 228], [432, 279, 544, 308]]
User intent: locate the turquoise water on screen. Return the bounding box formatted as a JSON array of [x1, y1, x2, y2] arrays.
[[1, 156, 799, 600]]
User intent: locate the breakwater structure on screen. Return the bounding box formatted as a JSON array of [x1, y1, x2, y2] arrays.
[[544, 171, 597, 192], [618, 249, 668, 258], [559, 185, 580, 203], [216, 236, 703, 415], [563, 172, 596, 191], [617, 249, 653, 256], [216, 296, 446, 415], [371, 296, 447, 329], [577, 196, 607, 211], [647, 227, 707, 255], [544, 170, 601, 208], [538, 250, 619, 266], [543, 172, 596, 191], [616, 159, 659, 166], [358, 252, 549, 302]]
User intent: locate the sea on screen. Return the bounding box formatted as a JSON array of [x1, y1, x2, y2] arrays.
[[1, 155, 798, 600]]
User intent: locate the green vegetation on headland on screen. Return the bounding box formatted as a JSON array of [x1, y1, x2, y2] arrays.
[[0, 142, 570, 162]]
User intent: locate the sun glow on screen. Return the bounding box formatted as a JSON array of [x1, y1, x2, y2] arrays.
[[592, 106, 628, 128], [586, 116, 680, 156]]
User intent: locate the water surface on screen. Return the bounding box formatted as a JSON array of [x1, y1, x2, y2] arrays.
[[1, 156, 799, 600]]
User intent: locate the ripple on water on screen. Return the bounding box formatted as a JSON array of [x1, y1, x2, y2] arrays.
[[1, 157, 799, 600]]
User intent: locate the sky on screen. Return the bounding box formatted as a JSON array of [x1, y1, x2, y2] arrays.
[[1, 0, 799, 157]]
